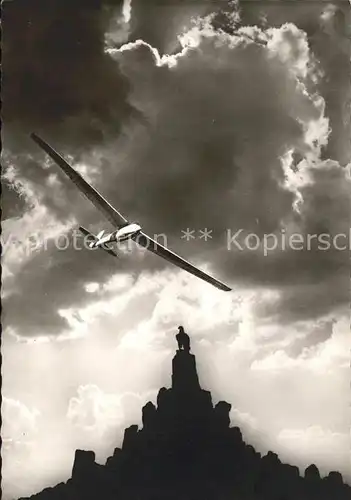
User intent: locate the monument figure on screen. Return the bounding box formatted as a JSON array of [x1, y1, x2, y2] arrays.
[[176, 325, 190, 352]]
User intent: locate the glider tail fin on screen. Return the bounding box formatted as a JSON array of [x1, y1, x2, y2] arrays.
[[78, 226, 118, 258]]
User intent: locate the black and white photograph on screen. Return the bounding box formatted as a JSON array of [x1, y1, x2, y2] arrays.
[[2, 0, 351, 499]]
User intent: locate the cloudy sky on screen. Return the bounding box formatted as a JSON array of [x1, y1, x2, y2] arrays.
[[2, 0, 350, 498]]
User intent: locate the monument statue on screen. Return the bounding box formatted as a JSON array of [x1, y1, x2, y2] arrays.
[[176, 325, 190, 352]]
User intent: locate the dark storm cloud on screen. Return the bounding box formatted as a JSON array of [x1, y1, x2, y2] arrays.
[[105, 29, 349, 321], [261, 161, 350, 322], [114, 38, 302, 237], [219, 160, 350, 322], [2, 0, 135, 152]]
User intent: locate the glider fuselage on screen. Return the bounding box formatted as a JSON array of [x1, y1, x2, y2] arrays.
[[93, 223, 142, 248]]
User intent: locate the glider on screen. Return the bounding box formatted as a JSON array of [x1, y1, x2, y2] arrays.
[[30, 133, 231, 292]]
